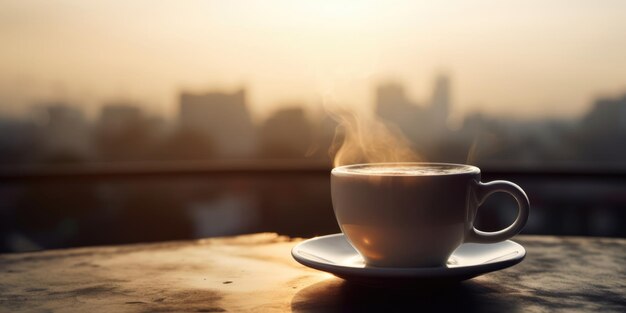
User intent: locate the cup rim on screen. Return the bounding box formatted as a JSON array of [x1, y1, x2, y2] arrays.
[[331, 162, 480, 177]]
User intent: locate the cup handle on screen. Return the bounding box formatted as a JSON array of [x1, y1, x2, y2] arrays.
[[466, 180, 530, 243]]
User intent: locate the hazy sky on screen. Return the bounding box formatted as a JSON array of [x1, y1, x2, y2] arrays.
[[1, 0, 625, 122]]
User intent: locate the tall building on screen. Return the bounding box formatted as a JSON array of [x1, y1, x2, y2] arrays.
[[260, 107, 312, 158], [375, 83, 416, 122], [375, 82, 424, 142], [583, 94, 626, 134], [95, 102, 166, 161], [374, 75, 453, 147], [98, 103, 142, 135], [569, 93, 626, 162], [179, 89, 256, 158], [431, 74, 451, 129], [37, 103, 91, 158]]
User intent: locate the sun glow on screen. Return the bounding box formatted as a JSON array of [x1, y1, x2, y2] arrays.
[[1, 1, 625, 119], [292, 1, 377, 24]]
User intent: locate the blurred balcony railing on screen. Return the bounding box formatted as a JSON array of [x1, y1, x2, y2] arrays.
[[0, 160, 330, 182], [0, 160, 625, 253], [2, 160, 626, 182]]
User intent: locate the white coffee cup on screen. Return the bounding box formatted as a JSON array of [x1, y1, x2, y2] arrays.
[[331, 162, 530, 268]]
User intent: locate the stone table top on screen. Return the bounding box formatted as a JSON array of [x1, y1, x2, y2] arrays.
[[0, 234, 625, 312]]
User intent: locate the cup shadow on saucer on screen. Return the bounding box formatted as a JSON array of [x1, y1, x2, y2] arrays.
[[291, 277, 519, 313]]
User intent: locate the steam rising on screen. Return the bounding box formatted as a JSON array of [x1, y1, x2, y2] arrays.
[[466, 136, 479, 165], [329, 110, 422, 167]]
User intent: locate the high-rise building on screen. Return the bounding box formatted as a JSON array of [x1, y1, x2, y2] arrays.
[[375, 83, 418, 125], [179, 89, 256, 158], [583, 94, 626, 134], [98, 103, 142, 135], [260, 107, 312, 158], [431, 74, 451, 129], [375, 82, 424, 142], [95, 102, 154, 161], [374, 75, 453, 147], [37, 103, 91, 157]]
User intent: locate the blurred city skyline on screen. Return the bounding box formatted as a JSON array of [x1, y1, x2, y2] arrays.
[[2, 73, 625, 169], [1, 1, 626, 121]]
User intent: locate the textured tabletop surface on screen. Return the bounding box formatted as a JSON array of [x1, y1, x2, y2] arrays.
[[0, 233, 625, 312]]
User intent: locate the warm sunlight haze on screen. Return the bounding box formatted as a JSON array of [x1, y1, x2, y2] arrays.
[[1, 3, 625, 311], [1, 0, 625, 121]]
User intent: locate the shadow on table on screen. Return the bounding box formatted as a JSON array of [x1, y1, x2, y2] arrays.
[[291, 278, 520, 313]]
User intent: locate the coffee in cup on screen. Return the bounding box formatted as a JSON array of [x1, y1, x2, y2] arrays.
[[331, 162, 529, 268]]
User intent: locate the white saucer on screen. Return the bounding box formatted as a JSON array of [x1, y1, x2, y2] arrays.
[[291, 233, 526, 285]]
